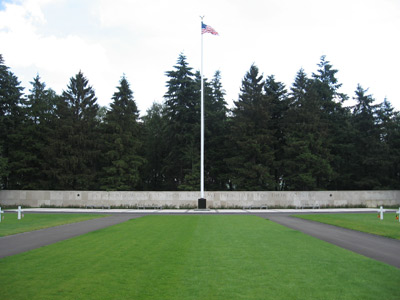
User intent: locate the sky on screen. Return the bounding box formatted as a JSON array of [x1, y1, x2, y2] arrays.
[[1, 0, 400, 114]]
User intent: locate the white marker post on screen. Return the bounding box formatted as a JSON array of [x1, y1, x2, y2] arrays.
[[397, 207, 400, 223], [378, 206, 384, 220], [0, 207, 3, 222], [18, 206, 23, 220]]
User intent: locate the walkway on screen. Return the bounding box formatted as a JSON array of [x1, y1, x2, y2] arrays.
[[0, 214, 141, 259], [264, 214, 400, 269]]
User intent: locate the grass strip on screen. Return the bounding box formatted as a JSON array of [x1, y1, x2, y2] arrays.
[[294, 213, 400, 239], [0, 213, 107, 237], [0, 215, 399, 300]]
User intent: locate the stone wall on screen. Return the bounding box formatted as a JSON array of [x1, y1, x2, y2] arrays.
[[0, 190, 399, 208]]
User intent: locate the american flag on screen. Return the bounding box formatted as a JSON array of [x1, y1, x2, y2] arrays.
[[201, 22, 219, 35]]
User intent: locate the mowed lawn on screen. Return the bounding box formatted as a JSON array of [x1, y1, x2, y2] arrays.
[[0, 213, 107, 237], [0, 215, 399, 300], [294, 213, 400, 239]]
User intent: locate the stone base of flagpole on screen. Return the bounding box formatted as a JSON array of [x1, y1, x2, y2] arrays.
[[198, 198, 207, 209]]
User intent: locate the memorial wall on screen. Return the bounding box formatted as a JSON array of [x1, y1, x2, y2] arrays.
[[1, 190, 399, 208]]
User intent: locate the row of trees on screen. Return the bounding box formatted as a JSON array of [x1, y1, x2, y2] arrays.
[[1, 53, 399, 191]]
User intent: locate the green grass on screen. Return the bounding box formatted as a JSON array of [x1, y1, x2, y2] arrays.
[[294, 213, 400, 239], [0, 215, 399, 300], [0, 213, 107, 237]]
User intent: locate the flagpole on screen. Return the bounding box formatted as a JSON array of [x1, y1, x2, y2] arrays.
[[199, 16, 206, 209]]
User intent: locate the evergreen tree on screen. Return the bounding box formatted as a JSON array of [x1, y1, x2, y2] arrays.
[[15, 75, 58, 189], [163, 53, 199, 190], [391, 112, 400, 188], [311, 56, 353, 189], [26, 75, 57, 124], [325, 105, 354, 190], [351, 85, 383, 189], [377, 99, 400, 188], [227, 65, 275, 190], [204, 70, 229, 190], [1, 51, 399, 192], [289, 68, 308, 106], [142, 102, 168, 190], [312, 55, 347, 105], [181, 70, 230, 191], [284, 57, 349, 190], [282, 68, 334, 190], [264, 75, 288, 190], [50, 71, 100, 190], [99, 76, 144, 190], [0, 146, 8, 189], [0, 54, 24, 189]]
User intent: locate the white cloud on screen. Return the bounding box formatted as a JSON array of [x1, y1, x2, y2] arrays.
[[0, 0, 399, 111], [0, 0, 113, 104]]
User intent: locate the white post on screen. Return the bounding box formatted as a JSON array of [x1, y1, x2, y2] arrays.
[[397, 207, 400, 223], [379, 205, 384, 220], [18, 205, 22, 220], [0, 207, 3, 223], [199, 16, 205, 205]]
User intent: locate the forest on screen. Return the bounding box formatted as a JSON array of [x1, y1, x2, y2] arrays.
[[0, 53, 399, 191]]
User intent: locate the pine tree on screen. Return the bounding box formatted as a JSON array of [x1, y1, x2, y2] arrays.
[[204, 70, 229, 190], [264, 75, 288, 190], [285, 57, 349, 190], [326, 105, 354, 190], [163, 53, 199, 190], [312, 55, 347, 105], [99, 76, 144, 190], [0, 54, 24, 189], [289, 68, 308, 106], [227, 65, 275, 190], [50, 71, 100, 190], [27, 75, 57, 124], [351, 85, 383, 189], [15, 75, 58, 189], [282, 68, 334, 190], [180, 70, 230, 191], [0, 146, 8, 189], [142, 102, 168, 190], [377, 99, 400, 188]]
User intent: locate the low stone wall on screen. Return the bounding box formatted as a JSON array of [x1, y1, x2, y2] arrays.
[[0, 190, 399, 208]]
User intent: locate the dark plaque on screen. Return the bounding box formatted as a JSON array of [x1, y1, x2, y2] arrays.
[[198, 198, 207, 209]]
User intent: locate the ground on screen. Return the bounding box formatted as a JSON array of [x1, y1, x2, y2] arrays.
[[0, 212, 399, 299]]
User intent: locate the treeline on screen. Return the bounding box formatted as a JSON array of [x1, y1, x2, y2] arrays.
[[1, 53, 399, 191]]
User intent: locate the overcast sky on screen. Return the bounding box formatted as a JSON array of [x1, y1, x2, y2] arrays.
[[1, 0, 399, 114]]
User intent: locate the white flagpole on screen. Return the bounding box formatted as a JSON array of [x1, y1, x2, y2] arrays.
[[200, 16, 205, 201]]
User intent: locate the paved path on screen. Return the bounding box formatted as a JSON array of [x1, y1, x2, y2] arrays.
[[264, 214, 400, 269], [0, 214, 141, 259]]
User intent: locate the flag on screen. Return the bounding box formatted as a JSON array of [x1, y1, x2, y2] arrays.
[[202, 22, 219, 35]]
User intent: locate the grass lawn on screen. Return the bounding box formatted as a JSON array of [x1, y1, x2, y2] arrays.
[[0, 215, 399, 300], [0, 213, 107, 237], [294, 213, 400, 240]]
